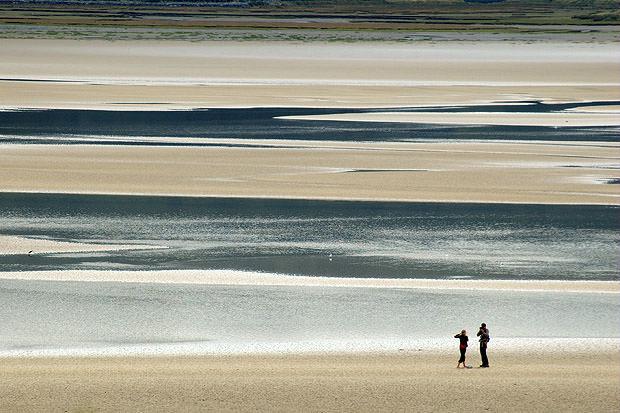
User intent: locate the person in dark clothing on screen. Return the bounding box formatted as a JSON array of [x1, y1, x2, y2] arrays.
[[454, 329, 470, 368], [477, 323, 490, 368]]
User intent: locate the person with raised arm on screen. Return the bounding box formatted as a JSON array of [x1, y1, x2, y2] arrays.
[[454, 329, 471, 368]]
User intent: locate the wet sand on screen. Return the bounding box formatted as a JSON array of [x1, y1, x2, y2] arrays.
[[1, 141, 618, 205], [1, 39, 618, 110], [1, 351, 618, 412], [0, 234, 161, 255]]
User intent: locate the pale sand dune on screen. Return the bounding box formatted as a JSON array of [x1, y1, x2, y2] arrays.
[[0, 234, 162, 255], [0, 352, 618, 412], [1, 270, 618, 293], [0, 141, 618, 205], [0, 39, 618, 110], [279, 111, 620, 127]]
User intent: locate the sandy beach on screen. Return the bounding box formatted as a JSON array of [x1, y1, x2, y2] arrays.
[[1, 351, 618, 412], [1, 140, 618, 205], [1, 39, 619, 110]]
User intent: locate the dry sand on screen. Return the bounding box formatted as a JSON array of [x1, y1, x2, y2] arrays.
[[4, 82, 620, 111], [0, 234, 161, 255], [1, 269, 618, 294], [1, 141, 618, 205], [0, 351, 618, 412], [1, 39, 619, 110]]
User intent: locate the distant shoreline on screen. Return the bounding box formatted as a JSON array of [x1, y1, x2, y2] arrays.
[[2, 0, 619, 37]]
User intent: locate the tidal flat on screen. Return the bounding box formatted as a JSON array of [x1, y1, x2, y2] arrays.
[[0, 7, 619, 409]]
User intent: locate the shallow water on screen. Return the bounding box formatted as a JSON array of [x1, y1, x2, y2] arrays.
[[1, 103, 619, 143], [1, 193, 618, 280], [0, 279, 618, 356], [1, 102, 618, 356]]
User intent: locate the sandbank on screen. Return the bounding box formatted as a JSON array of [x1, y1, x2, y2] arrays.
[[1, 39, 618, 110], [3, 82, 620, 111], [1, 269, 618, 293], [0, 234, 161, 255], [0, 352, 618, 412], [0, 141, 618, 205], [569, 105, 620, 114], [279, 111, 620, 127]]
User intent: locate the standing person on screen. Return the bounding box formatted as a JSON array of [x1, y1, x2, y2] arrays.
[[454, 329, 470, 368], [477, 323, 490, 368]]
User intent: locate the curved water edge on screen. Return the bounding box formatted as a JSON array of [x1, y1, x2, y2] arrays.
[[0, 194, 620, 281], [1, 193, 618, 281], [1, 101, 619, 143]]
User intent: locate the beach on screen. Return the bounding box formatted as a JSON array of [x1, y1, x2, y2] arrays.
[[1, 13, 619, 411], [1, 39, 619, 110], [0, 140, 618, 205], [1, 351, 618, 412], [1, 39, 618, 207], [1, 39, 618, 206]]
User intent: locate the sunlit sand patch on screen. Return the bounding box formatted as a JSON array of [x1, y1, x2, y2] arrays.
[[481, 160, 620, 170], [561, 163, 620, 170], [0, 235, 163, 255], [5, 77, 620, 88], [277, 112, 620, 127], [2, 134, 617, 151], [0, 269, 618, 294], [341, 168, 430, 173], [570, 175, 620, 186]]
